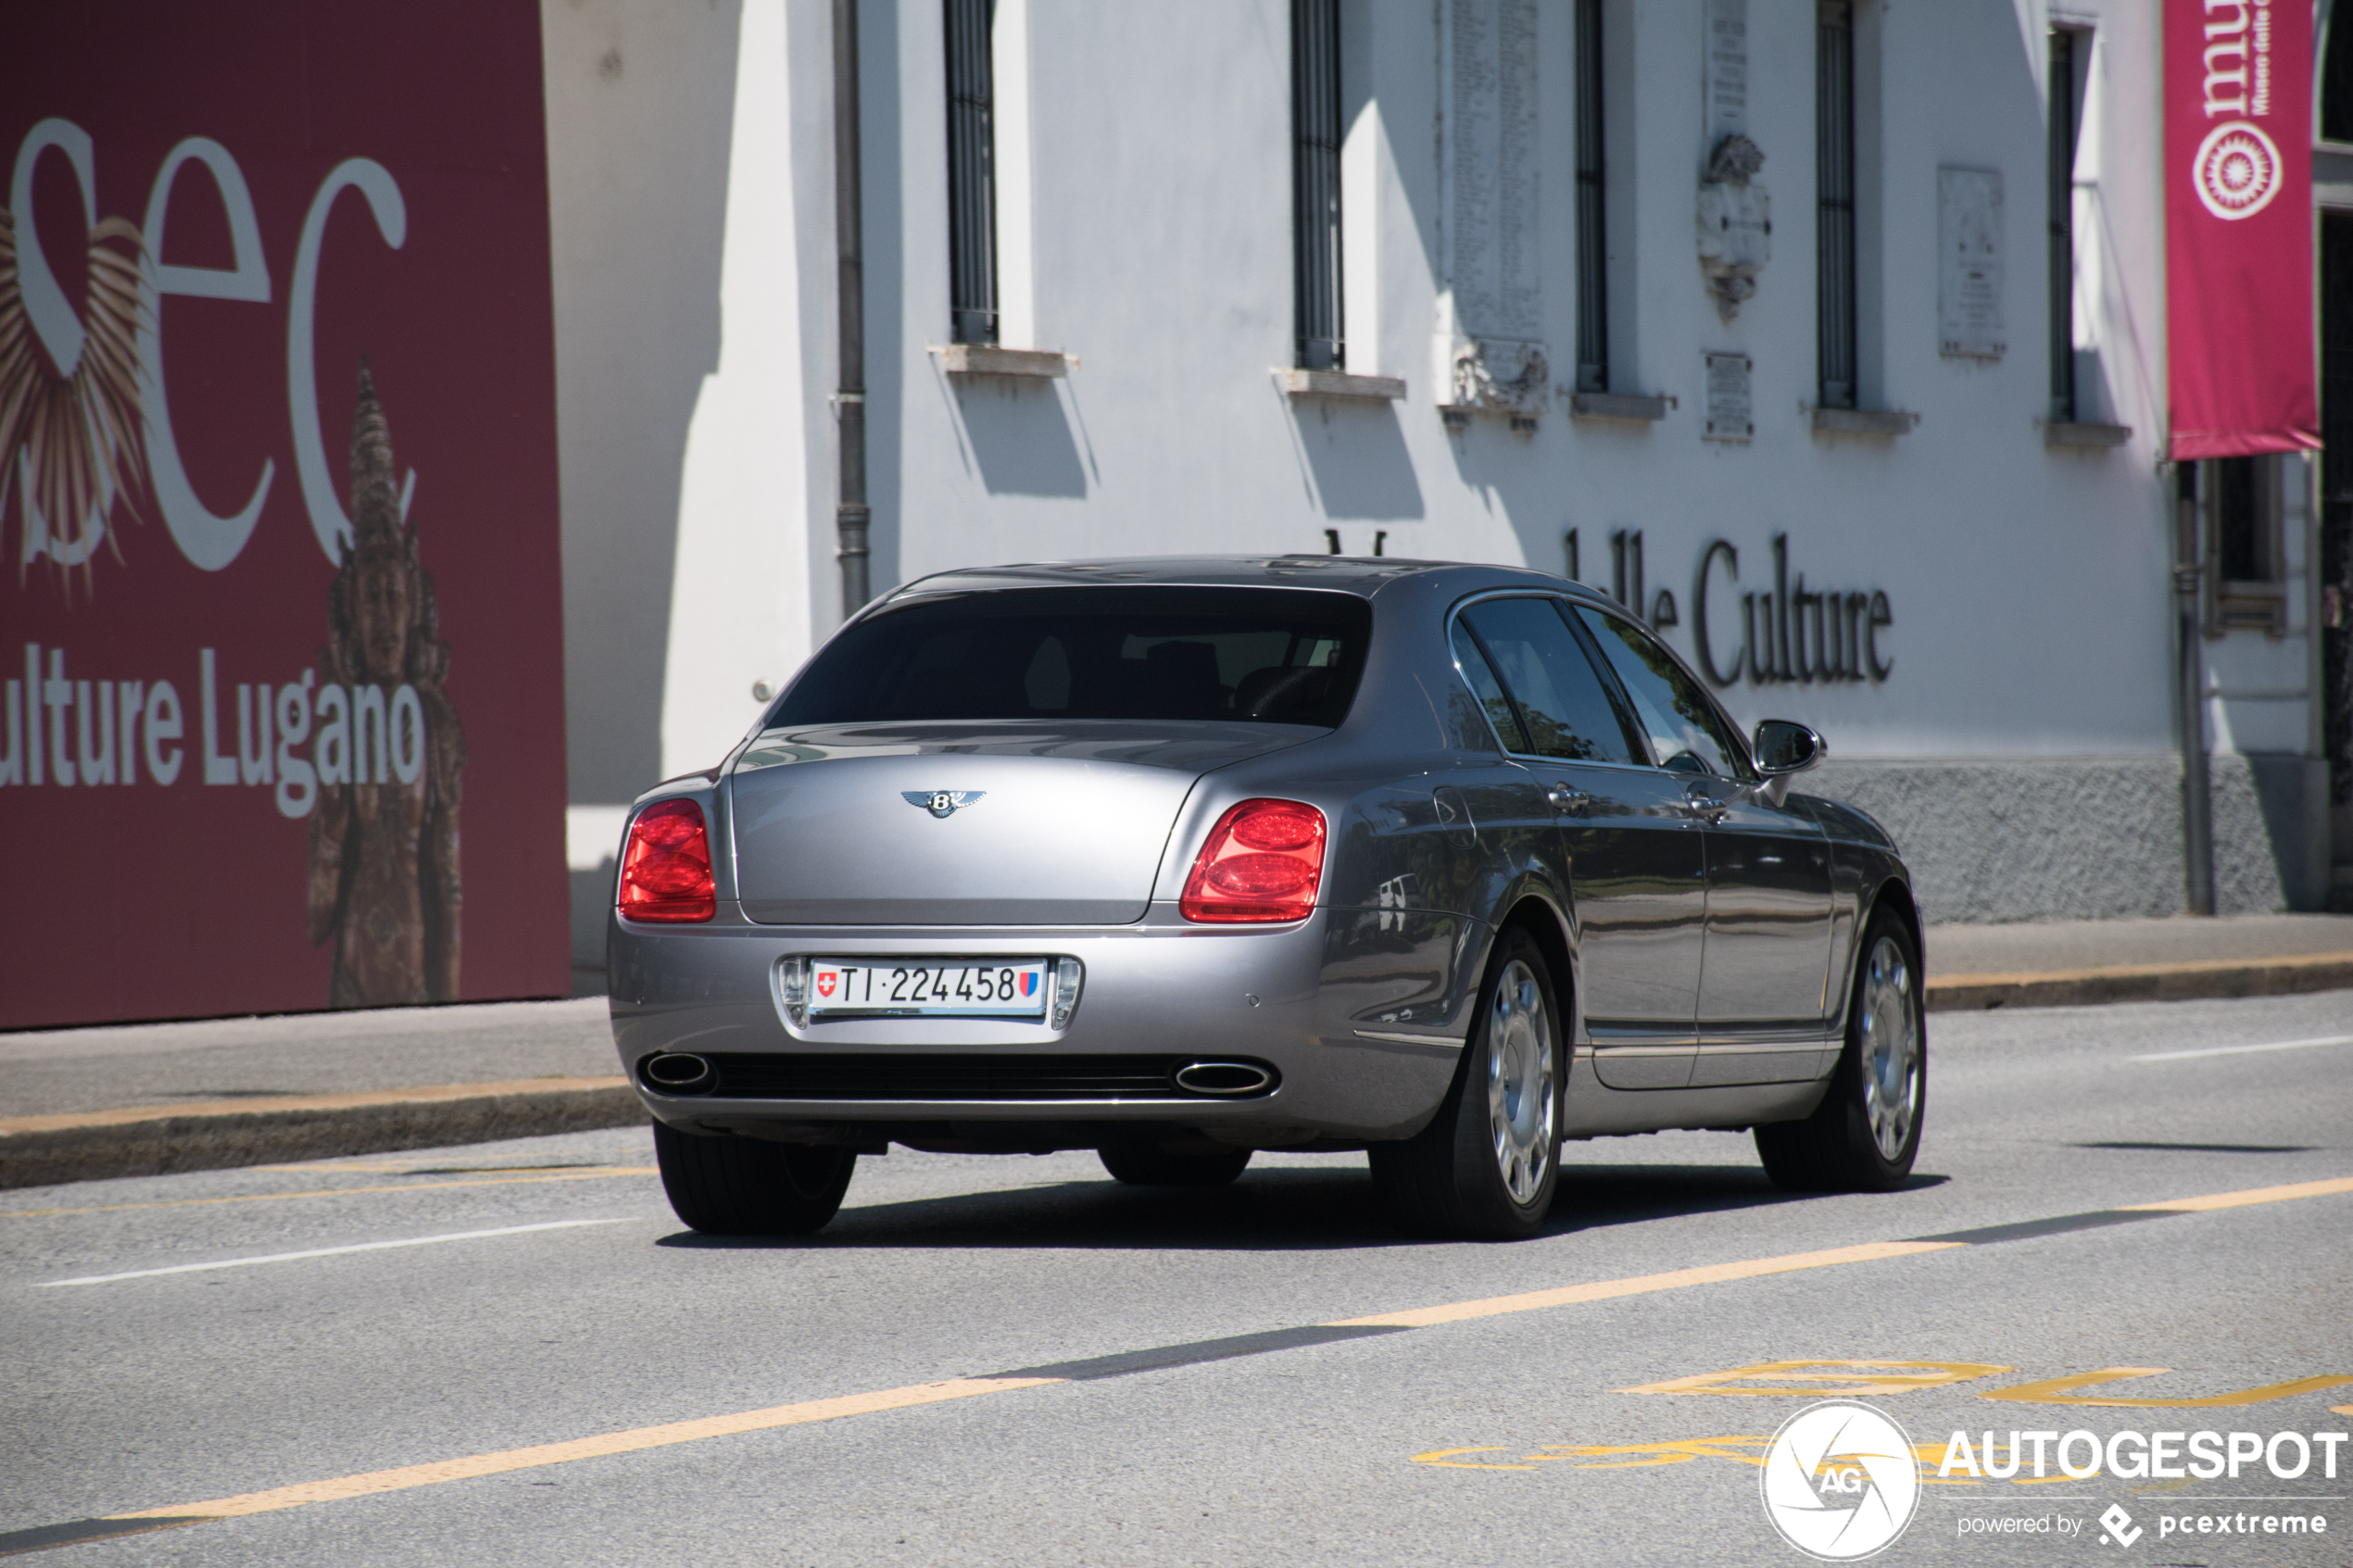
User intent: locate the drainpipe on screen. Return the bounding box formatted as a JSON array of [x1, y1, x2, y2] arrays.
[[834, 0, 871, 615], [2174, 462, 2216, 914]]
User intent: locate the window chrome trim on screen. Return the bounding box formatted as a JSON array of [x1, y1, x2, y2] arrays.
[[1570, 597, 1762, 783], [1443, 588, 1675, 775]]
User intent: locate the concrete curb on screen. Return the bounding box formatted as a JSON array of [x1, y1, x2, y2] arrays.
[[1926, 951, 2353, 1013], [0, 1078, 646, 1191]]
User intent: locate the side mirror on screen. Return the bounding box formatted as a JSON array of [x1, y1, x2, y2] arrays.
[[1751, 721, 1824, 806], [1753, 720, 1825, 776]]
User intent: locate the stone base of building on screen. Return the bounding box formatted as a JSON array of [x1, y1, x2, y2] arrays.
[[1812, 754, 2333, 924]]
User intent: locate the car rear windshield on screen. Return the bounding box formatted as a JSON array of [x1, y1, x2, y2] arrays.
[[771, 586, 1373, 728]]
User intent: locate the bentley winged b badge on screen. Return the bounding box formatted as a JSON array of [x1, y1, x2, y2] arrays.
[[903, 790, 986, 819]]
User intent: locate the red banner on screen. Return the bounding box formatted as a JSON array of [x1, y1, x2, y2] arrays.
[[2165, 0, 2319, 458], [0, 5, 570, 1027]]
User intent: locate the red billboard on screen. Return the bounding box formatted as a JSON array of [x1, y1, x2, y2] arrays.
[[1, 5, 569, 1028], [2164, 0, 2320, 458]]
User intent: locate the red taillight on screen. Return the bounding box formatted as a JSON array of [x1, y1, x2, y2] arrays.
[[618, 799, 716, 922], [1180, 798, 1327, 923]]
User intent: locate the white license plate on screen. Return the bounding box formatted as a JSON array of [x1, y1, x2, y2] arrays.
[[809, 959, 1051, 1018]]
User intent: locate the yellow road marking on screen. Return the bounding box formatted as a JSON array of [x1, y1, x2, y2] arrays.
[[1620, 1360, 2013, 1398], [0, 1169, 659, 1220], [2120, 1174, 2353, 1212], [1409, 1448, 1538, 1470], [1538, 1436, 1772, 1470], [70, 1170, 2353, 1528], [1324, 1241, 1960, 1328], [258, 1162, 617, 1174], [110, 1378, 1063, 1521], [1978, 1368, 2353, 1407]]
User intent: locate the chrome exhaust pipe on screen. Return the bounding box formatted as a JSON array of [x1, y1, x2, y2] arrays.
[[1173, 1060, 1277, 1097], [641, 1052, 716, 1095]]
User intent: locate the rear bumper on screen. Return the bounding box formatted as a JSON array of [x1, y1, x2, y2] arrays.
[[608, 903, 1472, 1143]]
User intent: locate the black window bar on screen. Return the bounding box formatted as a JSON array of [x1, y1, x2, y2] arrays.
[[2215, 456, 2270, 583], [2048, 29, 2081, 423], [2322, 212, 2353, 795], [2325, 4, 2353, 144], [1815, 0, 1856, 410], [945, 0, 998, 345], [1574, 0, 1607, 394], [1292, 0, 1344, 371]]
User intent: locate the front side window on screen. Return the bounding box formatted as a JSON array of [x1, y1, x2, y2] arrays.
[[1456, 598, 1640, 764], [1573, 606, 1749, 777], [773, 587, 1370, 728]]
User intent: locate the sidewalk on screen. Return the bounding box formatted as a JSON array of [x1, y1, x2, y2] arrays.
[[0, 999, 625, 1191], [5, 914, 2350, 1189], [1924, 912, 2353, 1011]]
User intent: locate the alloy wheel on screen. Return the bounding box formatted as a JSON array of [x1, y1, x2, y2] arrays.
[[1485, 959, 1556, 1204], [1858, 935, 1920, 1161]]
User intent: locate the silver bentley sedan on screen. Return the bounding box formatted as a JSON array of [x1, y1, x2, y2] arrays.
[[608, 557, 1925, 1240]]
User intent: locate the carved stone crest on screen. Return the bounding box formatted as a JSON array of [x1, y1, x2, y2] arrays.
[[1696, 133, 1771, 322], [1447, 337, 1550, 418]]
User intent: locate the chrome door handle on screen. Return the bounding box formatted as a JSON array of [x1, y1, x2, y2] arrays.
[[1680, 788, 1729, 822], [1546, 784, 1592, 814]]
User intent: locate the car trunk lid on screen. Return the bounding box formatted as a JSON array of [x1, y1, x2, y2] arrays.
[[727, 721, 1319, 925]]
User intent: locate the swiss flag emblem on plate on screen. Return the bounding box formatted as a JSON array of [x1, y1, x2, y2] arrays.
[[815, 972, 837, 997]]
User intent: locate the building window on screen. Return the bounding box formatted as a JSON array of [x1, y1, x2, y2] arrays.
[[2323, 211, 2353, 795], [1292, 0, 1343, 370], [1574, 0, 1607, 394], [2205, 456, 2287, 635], [2047, 28, 2084, 422], [2325, 1, 2353, 144], [944, 0, 998, 345], [1815, 0, 1856, 410]]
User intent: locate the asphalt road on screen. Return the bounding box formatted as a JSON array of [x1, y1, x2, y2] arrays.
[[5, 991, 2351, 1566]]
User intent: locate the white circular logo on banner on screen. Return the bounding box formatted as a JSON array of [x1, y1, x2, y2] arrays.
[[1759, 1402, 1920, 1561], [2194, 120, 2283, 220]]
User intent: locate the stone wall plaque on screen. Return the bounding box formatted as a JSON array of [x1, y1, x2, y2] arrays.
[[1704, 351, 1753, 442], [1704, 0, 1747, 144], [1435, 0, 1547, 415], [1938, 167, 2006, 359], [1696, 0, 1766, 322]]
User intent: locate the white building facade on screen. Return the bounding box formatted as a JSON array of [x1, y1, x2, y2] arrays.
[[543, 0, 2352, 966]]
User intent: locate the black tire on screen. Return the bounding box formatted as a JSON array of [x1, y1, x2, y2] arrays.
[[1098, 1142, 1253, 1187], [1368, 927, 1564, 1240], [1755, 907, 1926, 1193], [654, 1120, 857, 1235]]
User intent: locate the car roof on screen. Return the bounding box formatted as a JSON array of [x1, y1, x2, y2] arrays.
[[883, 555, 1616, 605]]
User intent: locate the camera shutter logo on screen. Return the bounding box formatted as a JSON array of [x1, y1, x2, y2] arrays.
[[1759, 1401, 1920, 1561], [2192, 121, 2282, 221]]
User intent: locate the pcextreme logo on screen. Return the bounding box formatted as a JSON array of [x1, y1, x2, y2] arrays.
[[1760, 1402, 1921, 1561]]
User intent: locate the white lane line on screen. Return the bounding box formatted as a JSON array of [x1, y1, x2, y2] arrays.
[[2134, 1034, 2353, 1063], [35, 1220, 629, 1287]]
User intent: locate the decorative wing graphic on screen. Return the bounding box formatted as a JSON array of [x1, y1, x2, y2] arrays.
[[902, 790, 986, 819], [0, 187, 148, 588]]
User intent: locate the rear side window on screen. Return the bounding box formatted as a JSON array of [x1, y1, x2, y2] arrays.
[[1449, 621, 1528, 753], [773, 587, 1371, 727], [1572, 606, 1751, 777], [1456, 597, 1641, 763]]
